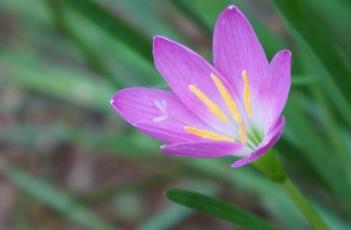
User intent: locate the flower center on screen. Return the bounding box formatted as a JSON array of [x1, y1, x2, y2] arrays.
[[185, 70, 257, 146], [246, 127, 264, 150]]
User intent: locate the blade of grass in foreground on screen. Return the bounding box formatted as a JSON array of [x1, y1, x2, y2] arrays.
[[139, 183, 216, 230], [271, 0, 351, 127], [61, 0, 152, 62], [0, 157, 116, 230], [165, 189, 279, 230]]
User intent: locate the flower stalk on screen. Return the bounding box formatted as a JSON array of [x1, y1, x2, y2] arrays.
[[253, 150, 329, 230]]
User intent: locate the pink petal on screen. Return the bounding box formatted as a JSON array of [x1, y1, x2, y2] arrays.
[[231, 116, 285, 168], [256, 50, 291, 130], [153, 35, 239, 136], [213, 6, 291, 132], [213, 5, 268, 97], [111, 87, 216, 144], [161, 141, 243, 158]]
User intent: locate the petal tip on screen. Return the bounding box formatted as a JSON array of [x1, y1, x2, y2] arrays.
[[227, 5, 236, 10], [230, 156, 255, 168], [153, 35, 161, 47], [281, 49, 292, 57], [152, 35, 164, 49], [152, 35, 163, 42], [272, 49, 292, 63], [152, 35, 172, 46], [230, 160, 243, 168], [110, 91, 121, 108], [152, 35, 176, 59], [160, 144, 172, 155], [110, 88, 138, 113], [110, 92, 123, 114], [222, 4, 242, 16]]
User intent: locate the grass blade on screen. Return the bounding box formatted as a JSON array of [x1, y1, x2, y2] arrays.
[[165, 189, 279, 230], [44, 0, 122, 87], [61, 0, 152, 61], [271, 0, 351, 126], [284, 94, 351, 212]]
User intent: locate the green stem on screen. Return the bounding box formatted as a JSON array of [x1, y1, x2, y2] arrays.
[[253, 150, 329, 230], [280, 178, 329, 230]]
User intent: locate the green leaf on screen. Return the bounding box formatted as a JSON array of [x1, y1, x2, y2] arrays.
[[165, 189, 279, 230], [0, 157, 116, 230], [139, 182, 216, 230], [271, 0, 351, 126], [308, 0, 351, 62], [61, 0, 152, 62]]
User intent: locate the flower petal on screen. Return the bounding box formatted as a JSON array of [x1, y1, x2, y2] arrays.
[[213, 5, 268, 95], [256, 50, 291, 129], [153, 35, 238, 135], [111, 87, 215, 144], [231, 116, 285, 168], [161, 141, 243, 158]]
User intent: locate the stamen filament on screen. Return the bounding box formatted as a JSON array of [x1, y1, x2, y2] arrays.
[[211, 73, 242, 124], [185, 126, 235, 142], [211, 73, 247, 145], [239, 122, 247, 144], [189, 84, 229, 124], [242, 70, 253, 118]]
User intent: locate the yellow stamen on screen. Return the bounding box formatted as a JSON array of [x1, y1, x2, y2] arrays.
[[185, 126, 235, 142], [242, 70, 253, 118], [239, 122, 247, 144], [211, 73, 247, 145], [189, 84, 229, 124], [211, 73, 242, 124]]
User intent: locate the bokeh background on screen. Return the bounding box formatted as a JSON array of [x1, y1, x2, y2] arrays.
[[1, 0, 351, 229]]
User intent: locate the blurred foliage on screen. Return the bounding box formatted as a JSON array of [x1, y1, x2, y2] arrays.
[[0, 0, 351, 229]]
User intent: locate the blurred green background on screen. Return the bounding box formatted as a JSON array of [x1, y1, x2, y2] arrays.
[[1, 0, 351, 229]]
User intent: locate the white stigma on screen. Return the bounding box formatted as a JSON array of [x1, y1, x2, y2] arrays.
[[153, 100, 168, 122]]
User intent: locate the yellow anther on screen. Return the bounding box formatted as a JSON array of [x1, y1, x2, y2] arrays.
[[211, 73, 242, 124], [189, 84, 229, 124], [238, 122, 247, 144], [184, 126, 235, 142], [242, 70, 253, 118]]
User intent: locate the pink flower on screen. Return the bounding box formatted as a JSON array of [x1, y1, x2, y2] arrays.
[[111, 5, 291, 168]]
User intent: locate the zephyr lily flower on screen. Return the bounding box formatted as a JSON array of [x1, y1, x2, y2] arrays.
[[111, 5, 291, 168]]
